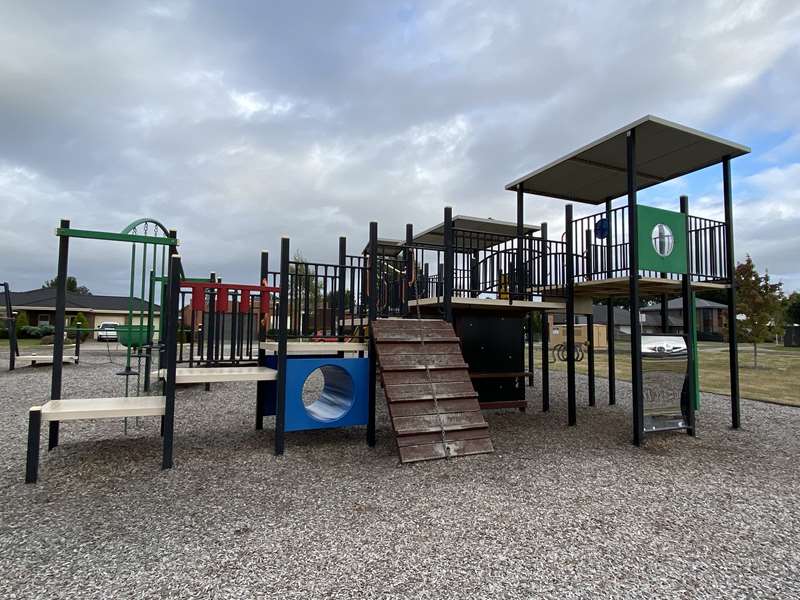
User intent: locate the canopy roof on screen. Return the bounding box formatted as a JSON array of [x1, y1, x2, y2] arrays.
[[364, 216, 541, 256], [414, 215, 540, 251], [505, 115, 750, 205]]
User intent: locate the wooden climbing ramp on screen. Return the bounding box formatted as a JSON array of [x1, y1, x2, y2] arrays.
[[372, 318, 494, 463]]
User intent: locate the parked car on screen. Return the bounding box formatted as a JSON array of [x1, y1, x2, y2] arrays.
[[96, 322, 118, 342]]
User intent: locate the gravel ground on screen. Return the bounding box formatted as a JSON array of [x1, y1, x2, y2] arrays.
[[1, 351, 798, 599]]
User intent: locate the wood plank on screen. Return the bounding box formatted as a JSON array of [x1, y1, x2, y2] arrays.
[[376, 341, 462, 355], [398, 437, 494, 463], [382, 368, 471, 386], [392, 412, 488, 434], [40, 396, 166, 421], [373, 319, 453, 332], [385, 381, 477, 401], [396, 428, 493, 447], [379, 354, 468, 370], [389, 398, 482, 418]]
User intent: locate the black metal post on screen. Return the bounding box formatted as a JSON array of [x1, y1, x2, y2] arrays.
[[405, 224, 414, 312], [367, 222, 378, 447], [161, 252, 181, 470], [605, 199, 616, 406], [527, 312, 535, 388], [256, 250, 269, 430], [338, 238, 347, 339], [566, 205, 576, 426], [516, 186, 525, 299], [680, 195, 696, 435], [443, 207, 454, 323], [48, 219, 70, 451], [25, 408, 42, 483], [660, 294, 669, 333], [143, 269, 155, 392], [204, 271, 216, 391], [275, 238, 290, 455], [540, 222, 550, 412], [585, 229, 595, 407], [723, 157, 741, 429], [626, 128, 644, 446]]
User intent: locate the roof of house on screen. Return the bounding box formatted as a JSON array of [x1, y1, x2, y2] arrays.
[[505, 115, 750, 204], [1, 288, 159, 313], [641, 298, 727, 311]]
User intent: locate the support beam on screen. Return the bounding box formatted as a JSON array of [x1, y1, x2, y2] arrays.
[[680, 195, 697, 436], [275, 238, 290, 455], [626, 129, 644, 446], [443, 207, 454, 323], [605, 199, 616, 406], [566, 205, 576, 426], [540, 222, 550, 412], [367, 222, 378, 447], [405, 224, 414, 312], [161, 252, 181, 470], [516, 186, 525, 299], [256, 250, 269, 430], [723, 157, 741, 429], [48, 219, 70, 451], [25, 408, 42, 483]]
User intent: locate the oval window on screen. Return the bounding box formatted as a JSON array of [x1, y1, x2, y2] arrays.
[[651, 224, 674, 257]]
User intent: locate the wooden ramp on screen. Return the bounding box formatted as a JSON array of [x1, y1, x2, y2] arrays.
[[372, 318, 494, 463]]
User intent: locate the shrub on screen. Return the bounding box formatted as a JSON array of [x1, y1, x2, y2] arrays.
[[40, 334, 55, 345], [21, 325, 43, 339], [68, 312, 90, 341], [15, 312, 29, 337]]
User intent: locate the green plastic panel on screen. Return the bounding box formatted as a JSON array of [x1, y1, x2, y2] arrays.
[[56, 228, 179, 246], [636, 205, 687, 274]]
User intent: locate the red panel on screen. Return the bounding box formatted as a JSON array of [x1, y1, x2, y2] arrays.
[[216, 286, 229, 313], [239, 290, 250, 313], [191, 286, 205, 311]]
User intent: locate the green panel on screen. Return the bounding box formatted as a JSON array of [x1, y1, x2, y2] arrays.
[[636, 205, 687, 274], [56, 228, 179, 246], [690, 292, 700, 410]]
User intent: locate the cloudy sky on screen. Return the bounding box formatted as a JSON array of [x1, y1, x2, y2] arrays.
[[1, 0, 799, 295]]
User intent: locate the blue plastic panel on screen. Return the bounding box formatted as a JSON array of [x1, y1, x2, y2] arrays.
[[284, 357, 369, 432]]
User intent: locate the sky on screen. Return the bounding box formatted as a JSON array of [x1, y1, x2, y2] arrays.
[[1, 0, 799, 295]]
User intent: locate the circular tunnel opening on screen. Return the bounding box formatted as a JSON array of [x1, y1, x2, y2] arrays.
[[301, 365, 355, 422]]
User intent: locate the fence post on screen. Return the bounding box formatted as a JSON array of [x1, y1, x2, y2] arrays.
[[275, 238, 289, 455], [256, 250, 269, 430], [367, 222, 378, 447], [443, 207, 454, 323]]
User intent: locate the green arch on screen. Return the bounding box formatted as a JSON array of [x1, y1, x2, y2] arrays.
[[119, 217, 171, 237]]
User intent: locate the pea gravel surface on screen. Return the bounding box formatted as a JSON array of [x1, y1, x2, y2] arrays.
[[1, 351, 798, 599]]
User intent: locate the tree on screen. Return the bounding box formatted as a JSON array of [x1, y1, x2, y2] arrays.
[[785, 291, 800, 326], [42, 276, 91, 295], [15, 311, 29, 337], [735, 256, 784, 367]]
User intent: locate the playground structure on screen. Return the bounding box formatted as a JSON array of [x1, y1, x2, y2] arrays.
[[24, 115, 747, 482]]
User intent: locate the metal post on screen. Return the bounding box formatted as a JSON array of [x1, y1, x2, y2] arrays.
[[275, 238, 290, 455], [660, 294, 669, 333], [48, 219, 70, 451], [517, 186, 525, 299], [605, 199, 615, 406], [25, 408, 42, 483], [584, 229, 595, 407], [723, 157, 740, 429], [367, 222, 378, 447], [565, 205, 576, 426], [626, 128, 644, 446], [205, 271, 216, 391], [338, 237, 347, 339], [405, 224, 414, 312], [540, 222, 550, 412], [680, 195, 696, 435], [443, 207, 454, 323], [161, 252, 181, 470], [527, 312, 535, 388], [256, 250, 269, 430]]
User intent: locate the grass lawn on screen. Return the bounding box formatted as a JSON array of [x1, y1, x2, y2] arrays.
[[547, 341, 799, 407], [0, 338, 49, 349]]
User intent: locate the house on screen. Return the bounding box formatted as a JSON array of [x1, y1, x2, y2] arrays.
[[640, 298, 727, 340], [0, 288, 160, 337]]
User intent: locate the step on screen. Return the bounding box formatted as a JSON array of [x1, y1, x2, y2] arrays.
[[38, 396, 166, 421], [159, 366, 278, 384]]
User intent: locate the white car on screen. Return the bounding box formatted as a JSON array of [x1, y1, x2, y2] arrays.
[[96, 322, 119, 342]]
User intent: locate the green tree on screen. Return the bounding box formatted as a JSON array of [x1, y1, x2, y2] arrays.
[[785, 291, 800, 326], [42, 276, 91, 295], [15, 311, 29, 337], [71, 312, 90, 340], [735, 256, 784, 367]]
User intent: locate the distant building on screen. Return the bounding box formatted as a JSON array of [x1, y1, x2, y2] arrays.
[[1, 288, 159, 336]]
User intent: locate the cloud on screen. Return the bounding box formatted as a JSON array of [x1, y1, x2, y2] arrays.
[[0, 0, 798, 295]]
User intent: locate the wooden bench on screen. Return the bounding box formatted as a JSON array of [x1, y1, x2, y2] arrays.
[[158, 366, 277, 384], [25, 396, 167, 483]]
